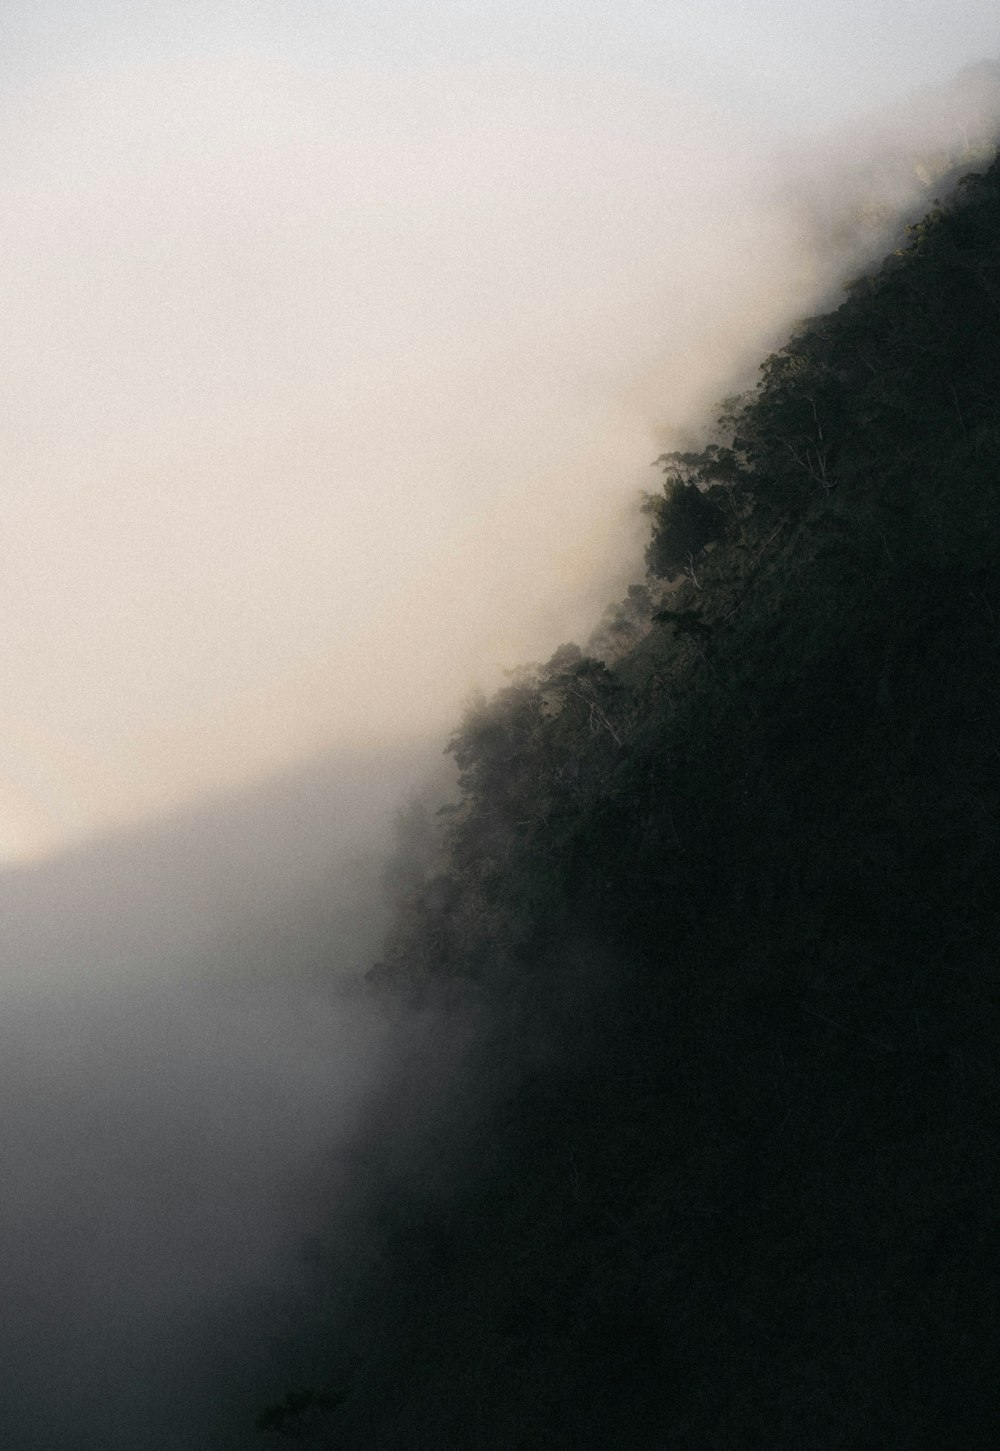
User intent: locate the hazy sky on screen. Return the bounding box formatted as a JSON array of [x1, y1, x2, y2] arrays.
[[1, 0, 997, 859]]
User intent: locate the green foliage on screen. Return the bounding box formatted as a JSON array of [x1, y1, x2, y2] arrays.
[[313, 149, 1000, 1449], [371, 152, 1000, 1005], [587, 583, 654, 660], [642, 458, 728, 580], [369, 150, 1000, 1007]]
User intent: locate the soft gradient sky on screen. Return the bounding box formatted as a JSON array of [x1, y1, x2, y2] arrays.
[[1, 0, 997, 859]]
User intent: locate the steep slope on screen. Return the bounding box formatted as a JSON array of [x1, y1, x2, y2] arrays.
[[270, 155, 1000, 1450]]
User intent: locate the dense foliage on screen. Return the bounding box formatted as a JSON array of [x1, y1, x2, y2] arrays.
[[267, 156, 1000, 1447]]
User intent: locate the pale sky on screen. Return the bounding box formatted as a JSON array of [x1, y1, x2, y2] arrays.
[[1, 1, 997, 859]]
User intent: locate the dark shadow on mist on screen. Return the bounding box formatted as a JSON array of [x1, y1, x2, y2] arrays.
[[0, 737, 446, 1449]]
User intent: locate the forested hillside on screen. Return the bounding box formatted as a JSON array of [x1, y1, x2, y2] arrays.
[[261, 153, 1000, 1449]]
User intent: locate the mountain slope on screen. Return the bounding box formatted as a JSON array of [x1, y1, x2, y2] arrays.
[[273, 152, 1000, 1451]]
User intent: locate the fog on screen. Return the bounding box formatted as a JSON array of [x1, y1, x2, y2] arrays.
[[1, 1, 998, 1445], [0, 739, 452, 1447], [2, 4, 998, 858]]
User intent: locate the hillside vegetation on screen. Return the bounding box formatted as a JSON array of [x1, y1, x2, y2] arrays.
[[264, 153, 1000, 1449]]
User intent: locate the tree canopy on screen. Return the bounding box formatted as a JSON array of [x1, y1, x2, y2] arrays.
[[264, 152, 1000, 1450]]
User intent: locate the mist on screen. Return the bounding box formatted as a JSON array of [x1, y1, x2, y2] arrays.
[[0, 738, 458, 1447], [1, 1, 999, 1445], [2, 4, 998, 858]]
